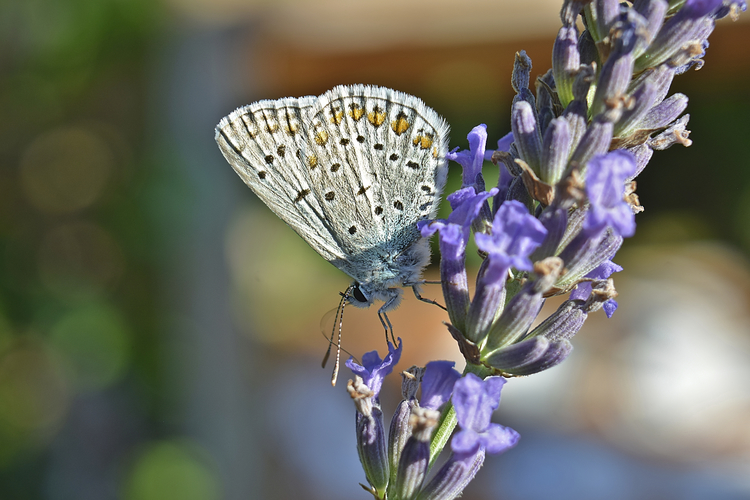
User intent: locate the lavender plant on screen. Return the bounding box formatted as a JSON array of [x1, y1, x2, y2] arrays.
[[345, 1, 746, 498]]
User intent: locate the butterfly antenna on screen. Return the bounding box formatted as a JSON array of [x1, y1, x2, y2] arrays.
[[322, 285, 351, 386]]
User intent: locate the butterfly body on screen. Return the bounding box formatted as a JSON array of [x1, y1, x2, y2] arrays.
[[215, 84, 450, 313]]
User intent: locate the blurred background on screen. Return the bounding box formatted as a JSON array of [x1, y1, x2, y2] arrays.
[[1, 0, 750, 499]]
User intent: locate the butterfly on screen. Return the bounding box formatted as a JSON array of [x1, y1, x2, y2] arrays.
[[215, 84, 450, 383]]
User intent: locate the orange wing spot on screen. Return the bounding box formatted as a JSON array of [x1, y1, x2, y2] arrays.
[[329, 110, 344, 125], [391, 113, 410, 135], [308, 154, 318, 168], [433, 147, 439, 159], [413, 134, 433, 149], [266, 122, 279, 133], [349, 103, 365, 121], [368, 107, 386, 127], [284, 122, 299, 135], [314, 130, 329, 146]]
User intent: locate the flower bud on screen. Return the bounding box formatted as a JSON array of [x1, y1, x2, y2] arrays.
[[552, 26, 580, 107], [540, 117, 573, 185], [511, 101, 543, 174], [484, 258, 563, 350], [389, 407, 439, 500], [349, 377, 389, 495], [484, 336, 573, 375]]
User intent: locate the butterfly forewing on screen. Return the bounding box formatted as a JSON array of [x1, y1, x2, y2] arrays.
[[216, 97, 345, 263]]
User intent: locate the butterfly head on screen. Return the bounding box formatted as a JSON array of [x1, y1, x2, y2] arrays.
[[345, 282, 404, 312], [346, 282, 373, 308]]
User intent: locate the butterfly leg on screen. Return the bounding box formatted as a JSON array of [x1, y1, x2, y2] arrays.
[[411, 285, 447, 311], [377, 303, 397, 345]]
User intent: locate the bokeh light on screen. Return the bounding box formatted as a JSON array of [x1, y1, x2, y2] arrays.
[[20, 126, 114, 215], [0, 338, 69, 466], [49, 302, 131, 392], [123, 440, 222, 500], [38, 222, 125, 300]]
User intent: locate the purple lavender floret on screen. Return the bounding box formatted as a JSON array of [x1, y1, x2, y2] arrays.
[[450, 374, 519, 456], [475, 201, 548, 282], [446, 124, 488, 188], [419, 188, 494, 260], [583, 150, 638, 238], [420, 361, 461, 411], [346, 339, 402, 398], [569, 260, 623, 318]]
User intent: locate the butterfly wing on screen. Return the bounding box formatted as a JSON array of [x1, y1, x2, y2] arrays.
[[215, 97, 346, 264], [216, 85, 450, 288], [303, 85, 450, 285]]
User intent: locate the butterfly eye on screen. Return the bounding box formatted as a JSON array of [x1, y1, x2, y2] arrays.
[[351, 285, 368, 303]]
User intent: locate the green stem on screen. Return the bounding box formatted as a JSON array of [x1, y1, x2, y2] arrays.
[[428, 403, 456, 470]]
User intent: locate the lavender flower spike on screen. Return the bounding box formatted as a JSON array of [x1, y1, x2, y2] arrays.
[[418, 374, 519, 500]]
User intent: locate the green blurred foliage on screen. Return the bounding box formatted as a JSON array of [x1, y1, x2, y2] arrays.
[[0, 0, 165, 495]]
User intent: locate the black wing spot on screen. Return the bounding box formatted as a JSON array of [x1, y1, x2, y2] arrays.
[[349, 226, 357, 234], [264, 154, 274, 164], [374, 206, 383, 215], [331, 163, 341, 172], [419, 202, 432, 211], [296, 149, 302, 159], [421, 185, 432, 192], [406, 161, 420, 169], [357, 186, 370, 195], [394, 200, 404, 211], [340, 138, 350, 146], [325, 191, 335, 201], [356, 135, 365, 143], [374, 144, 384, 150], [389, 153, 399, 161], [277, 145, 286, 157], [294, 189, 311, 203], [258, 171, 267, 179]]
